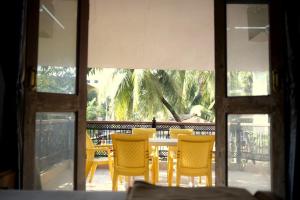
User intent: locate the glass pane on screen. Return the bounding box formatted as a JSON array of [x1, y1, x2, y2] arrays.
[[35, 112, 75, 190], [37, 0, 78, 94], [228, 114, 270, 194], [227, 4, 270, 96]]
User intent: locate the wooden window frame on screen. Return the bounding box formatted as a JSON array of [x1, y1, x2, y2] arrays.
[[214, 0, 286, 198], [22, 0, 88, 190], [22, 0, 285, 194]]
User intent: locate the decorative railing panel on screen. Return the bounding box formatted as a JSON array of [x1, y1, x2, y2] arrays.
[[36, 117, 74, 172], [34, 119, 270, 171], [86, 121, 215, 141], [86, 121, 215, 160], [87, 121, 270, 166], [228, 122, 270, 168]]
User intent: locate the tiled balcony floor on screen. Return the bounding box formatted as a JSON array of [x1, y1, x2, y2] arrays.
[[86, 168, 214, 192], [86, 162, 270, 194]]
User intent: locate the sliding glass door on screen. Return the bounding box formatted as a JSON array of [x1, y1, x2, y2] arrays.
[[215, 0, 285, 198], [23, 0, 88, 190]]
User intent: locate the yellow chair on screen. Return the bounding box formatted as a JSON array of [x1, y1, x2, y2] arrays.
[[176, 135, 215, 187], [132, 128, 156, 137], [132, 128, 158, 184], [111, 134, 154, 191], [167, 128, 193, 186], [85, 134, 113, 183]]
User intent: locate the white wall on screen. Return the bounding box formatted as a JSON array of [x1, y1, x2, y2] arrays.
[[88, 0, 214, 70]]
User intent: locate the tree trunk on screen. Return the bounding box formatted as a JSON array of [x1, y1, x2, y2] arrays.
[[160, 97, 182, 122]]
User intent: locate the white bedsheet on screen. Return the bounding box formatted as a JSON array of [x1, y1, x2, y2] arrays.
[[0, 190, 126, 200]]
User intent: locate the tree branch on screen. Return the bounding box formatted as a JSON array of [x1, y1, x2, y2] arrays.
[[160, 96, 182, 122]]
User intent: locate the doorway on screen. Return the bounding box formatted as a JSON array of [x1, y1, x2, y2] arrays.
[[22, 0, 285, 197]]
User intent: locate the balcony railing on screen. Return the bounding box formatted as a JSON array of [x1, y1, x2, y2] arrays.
[[86, 120, 215, 160], [34, 120, 270, 172], [36, 119, 74, 172], [87, 120, 215, 141], [228, 122, 270, 164], [86, 120, 270, 167]]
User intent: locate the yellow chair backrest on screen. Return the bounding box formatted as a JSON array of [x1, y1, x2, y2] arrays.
[[86, 134, 95, 149], [169, 128, 193, 138], [112, 134, 149, 169], [86, 134, 95, 177], [132, 128, 156, 138], [177, 135, 215, 169], [169, 128, 193, 154]]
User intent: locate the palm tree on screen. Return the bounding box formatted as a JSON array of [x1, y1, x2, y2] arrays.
[[228, 71, 253, 96], [113, 69, 215, 122]]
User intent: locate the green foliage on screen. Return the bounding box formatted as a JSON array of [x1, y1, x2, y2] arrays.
[[86, 98, 101, 120], [88, 90, 98, 102], [114, 69, 135, 120], [113, 69, 215, 122], [37, 65, 217, 122], [228, 71, 253, 96], [87, 68, 103, 76], [99, 97, 112, 120], [37, 66, 76, 94]]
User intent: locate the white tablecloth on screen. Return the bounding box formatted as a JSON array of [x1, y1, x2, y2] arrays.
[[149, 138, 178, 146]]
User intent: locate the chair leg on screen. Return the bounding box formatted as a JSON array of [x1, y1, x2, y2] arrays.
[[89, 163, 97, 183], [206, 175, 212, 186], [119, 176, 123, 184], [144, 171, 149, 183], [155, 156, 159, 184], [188, 176, 192, 186], [112, 173, 118, 191], [108, 161, 114, 181], [191, 176, 195, 187], [176, 172, 180, 187], [151, 159, 156, 184], [167, 159, 170, 185], [168, 157, 173, 186], [126, 176, 131, 188]]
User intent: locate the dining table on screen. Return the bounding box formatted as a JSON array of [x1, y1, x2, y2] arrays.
[[102, 137, 215, 152], [149, 138, 215, 152], [100, 137, 215, 154]]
